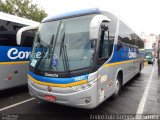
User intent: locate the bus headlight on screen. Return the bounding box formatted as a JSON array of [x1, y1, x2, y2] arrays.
[[71, 80, 96, 91]]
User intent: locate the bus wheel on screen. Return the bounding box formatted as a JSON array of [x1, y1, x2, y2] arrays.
[[137, 63, 142, 77], [112, 75, 121, 99]]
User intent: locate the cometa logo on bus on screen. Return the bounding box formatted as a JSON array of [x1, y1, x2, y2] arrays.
[[7, 48, 31, 60], [128, 49, 137, 59]]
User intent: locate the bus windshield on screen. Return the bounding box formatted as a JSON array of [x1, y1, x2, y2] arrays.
[[30, 15, 95, 72], [145, 52, 153, 58]]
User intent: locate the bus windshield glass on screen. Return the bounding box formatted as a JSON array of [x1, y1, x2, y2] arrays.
[[145, 52, 153, 58], [30, 15, 95, 72]]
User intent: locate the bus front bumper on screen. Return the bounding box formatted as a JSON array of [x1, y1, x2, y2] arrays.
[[28, 79, 98, 109]]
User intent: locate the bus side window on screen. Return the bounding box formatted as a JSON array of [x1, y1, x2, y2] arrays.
[[100, 30, 108, 56], [0, 20, 25, 46], [99, 31, 109, 58], [98, 22, 110, 65]]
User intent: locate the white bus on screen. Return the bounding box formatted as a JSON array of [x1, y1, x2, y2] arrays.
[[17, 8, 144, 109], [0, 12, 39, 90]]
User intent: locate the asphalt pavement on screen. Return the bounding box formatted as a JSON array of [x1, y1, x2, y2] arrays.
[[0, 64, 160, 120]]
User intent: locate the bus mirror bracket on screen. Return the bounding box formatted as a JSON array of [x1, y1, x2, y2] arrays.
[[90, 15, 111, 40], [16, 25, 39, 45]]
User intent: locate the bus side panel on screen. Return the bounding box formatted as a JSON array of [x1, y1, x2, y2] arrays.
[[109, 44, 141, 86], [96, 11, 119, 104], [121, 46, 139, 84], [97, 65, 115, 104], [0, 63, 29, 90], [0, 18, 35, 90], [113, 19, 144, 85], [109, 44, 128, 84], [0, 46, 31, 90]]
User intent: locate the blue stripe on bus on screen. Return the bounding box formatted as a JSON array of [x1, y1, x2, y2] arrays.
[[28, 71, 89, 84], [28, 44, 143, 84], [109, 44, 140, 63], [0, 46, 31, 62]]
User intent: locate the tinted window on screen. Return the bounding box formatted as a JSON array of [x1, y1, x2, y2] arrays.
[[21, 29, 37, 47], [103, 12, 117, 41], [99, 12, 117, 60], [118, 20, 144, 49], [118, 21, 135, 45], [99, 21, 115, 66], [0, 19, 25, 46]]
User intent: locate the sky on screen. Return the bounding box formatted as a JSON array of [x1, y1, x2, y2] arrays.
[[33, 0, 160, 35]]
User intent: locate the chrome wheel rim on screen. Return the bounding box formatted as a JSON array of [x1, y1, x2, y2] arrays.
[[115, 79, 120, 94]]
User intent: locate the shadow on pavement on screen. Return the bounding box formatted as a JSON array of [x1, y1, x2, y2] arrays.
[[0, 85, 28, 99]]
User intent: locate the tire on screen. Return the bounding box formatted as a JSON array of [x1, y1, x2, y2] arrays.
[[112, 75, 122, 99], [137, 64, 142, 77]]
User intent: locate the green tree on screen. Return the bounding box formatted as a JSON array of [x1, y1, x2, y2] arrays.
[[0, 0, 47, 22]]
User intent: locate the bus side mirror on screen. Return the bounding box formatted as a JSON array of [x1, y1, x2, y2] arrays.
[[16, 25, 39, 45]]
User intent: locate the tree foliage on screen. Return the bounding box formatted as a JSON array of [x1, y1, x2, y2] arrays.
[[0, 0, 47, 22]]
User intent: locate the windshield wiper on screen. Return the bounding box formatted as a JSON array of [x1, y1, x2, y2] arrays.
[[34, 34, 54, 71], [59, 33, 70, 77], [48, 35, 54, 58]]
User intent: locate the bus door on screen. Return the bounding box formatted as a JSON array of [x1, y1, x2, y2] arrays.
[[97, 21, 114, 103]]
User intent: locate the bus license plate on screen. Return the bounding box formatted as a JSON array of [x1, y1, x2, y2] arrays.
[[44, 95, 56, 102]]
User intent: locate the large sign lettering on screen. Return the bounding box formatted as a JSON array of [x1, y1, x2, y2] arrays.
[[0, 46, 32, 62], [7, 48, 31, 60], [128, 49, 137, 59]]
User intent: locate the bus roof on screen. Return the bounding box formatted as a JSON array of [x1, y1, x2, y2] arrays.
[[42, 8, 142, 40], [0, 12, 40, 26], [42, 8, 101, 22]]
